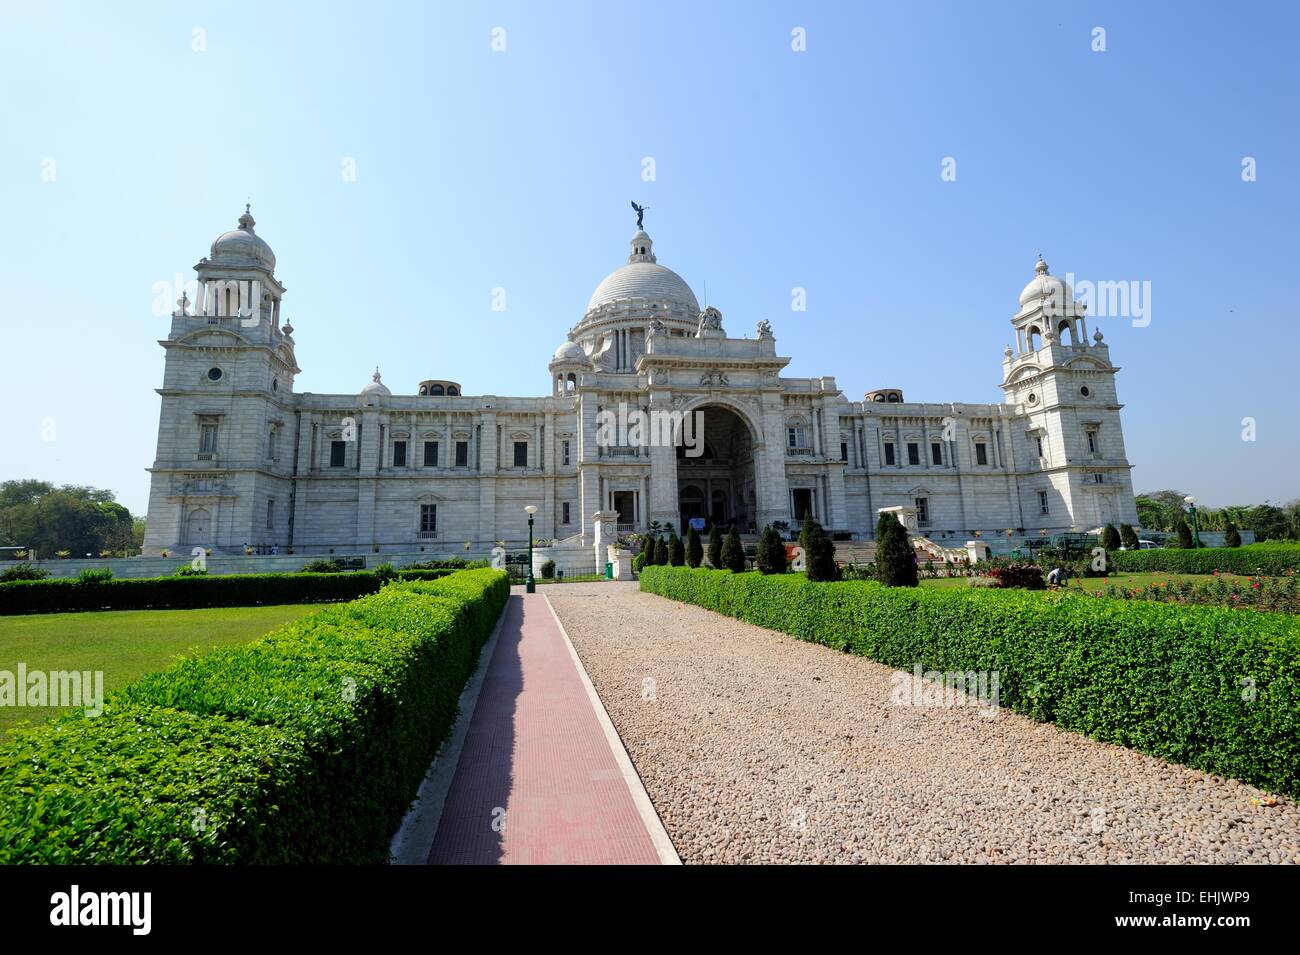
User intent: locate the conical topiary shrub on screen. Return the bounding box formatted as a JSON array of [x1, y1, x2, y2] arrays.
[[875, 511, 918, 587], [642, 535, 658, 566], [669, 532, 685, 566], [721, 527, 746, 573], [756, 525, 788, 574], [1174, 515, 1193, 549], [686, 526, 703, 568], [798, 516, 839, 582], [654, 535, 670, 564], [1100, 523, 1120, 553], [707, 525, 723, 569], [1119, 523, 1138, 550], [1224, 520, 1241, 548]]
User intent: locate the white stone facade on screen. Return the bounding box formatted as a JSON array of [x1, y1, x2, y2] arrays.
[[143, 211, 1138, 557]]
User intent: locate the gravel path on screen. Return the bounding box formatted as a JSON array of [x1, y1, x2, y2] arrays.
[[547, 582, 1300, 864]]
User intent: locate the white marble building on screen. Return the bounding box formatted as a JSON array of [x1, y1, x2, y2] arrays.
[[142, 208, 1138, 556]]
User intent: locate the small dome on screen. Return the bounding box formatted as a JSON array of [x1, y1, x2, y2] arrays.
[[1018, 256, 1073, 308], [360, 367, 391, 397], [552, 341, 587, 363], [209, 205, 276, 271]]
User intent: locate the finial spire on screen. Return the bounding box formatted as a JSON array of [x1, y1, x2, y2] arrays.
[[372, 367, 382, 383]]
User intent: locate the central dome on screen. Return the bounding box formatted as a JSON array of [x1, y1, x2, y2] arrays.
[[584, 229, 698, 316]]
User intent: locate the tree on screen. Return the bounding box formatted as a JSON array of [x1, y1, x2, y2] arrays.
[[1173, 515, 1193, 549], [875, 511, 918, 587], [1119, 522, 1139, 550], [1247, 504, 1289, 542], [798, 517, 838, 582], [1100, 523, 1121, 553], [654, 535, 670, 565], [1224, 520, 1242, 548], [668, 532, 685, 566], [721, 528, 746, 573], [707, 525, 723, 569], [756, 525, 788, 575], [642, 535, 658, 566], [686, 526, 703, 568], [0, 481, 139, 557]]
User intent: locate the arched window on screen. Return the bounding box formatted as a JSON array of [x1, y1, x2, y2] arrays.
[[419, 385, 428, 395], [430, 384, 445, 396], [447, 386, 459, 396], [1058, 320, 1074, 346], [1027, 326, 1042, 351], [887, 393, 901, 402]]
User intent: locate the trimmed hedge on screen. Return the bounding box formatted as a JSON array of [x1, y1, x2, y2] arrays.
[[0, 567, 454, 615], [1112, 543, 1300, 576], [0, 568, 509, 863], [639, 566, 1300, 797]]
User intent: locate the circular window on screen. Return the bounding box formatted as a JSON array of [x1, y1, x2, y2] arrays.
[[1027, 393, 1037, 405], [207, 367, 223, 382], [1080, 385, 1091, 397]]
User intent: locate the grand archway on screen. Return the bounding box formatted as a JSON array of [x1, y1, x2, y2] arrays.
[[677, 404, 757, 533]]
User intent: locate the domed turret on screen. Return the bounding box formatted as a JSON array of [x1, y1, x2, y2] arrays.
[[208, 204, 276, 272], [360, 367, 391, 398]]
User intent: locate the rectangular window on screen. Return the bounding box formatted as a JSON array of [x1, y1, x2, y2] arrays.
[[1038, 490, 1049, 515], [931, 442, 942, 466], [423, 440, 438, 467], [330, 440, 346, 468], [455, 440, 469, 467], [514, 441, 528, 467], [268, 428, 278, 460], [562, 440, 571, 466], [787, 426, 805, 449], [393, 440, 407, 468], [1087, 430, 1098, 454], [1036, 436, 1044, 458], [266, 499, 275, 530], [840, 441, 848, 463], [907, 442, 920, 466], [883, 442, 896, 466], [1093, 472, 1105, 484], [975, 442, 988, 466], [562, 502, 571, 524], [199, 422, 218, 454], [915, 497, 929, 525], [419, 504, 437, 536]]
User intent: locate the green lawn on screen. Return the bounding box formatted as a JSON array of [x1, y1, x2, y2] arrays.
[[919, 572, 1257, 591], [0, 603, 325, 734]]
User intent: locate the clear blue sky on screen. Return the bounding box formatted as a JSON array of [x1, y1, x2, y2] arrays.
[[1, 1, 1295, 515]]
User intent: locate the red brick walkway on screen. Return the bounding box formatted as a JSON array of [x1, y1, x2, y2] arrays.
[[427, 592, 670, 864]]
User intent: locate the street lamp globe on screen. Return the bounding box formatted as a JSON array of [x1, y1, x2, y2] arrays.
[[525, 505, 538, 515], [1184, 495, 1196, 505]]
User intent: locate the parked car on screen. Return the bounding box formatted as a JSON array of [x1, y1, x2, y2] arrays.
[[1138, 539, 1159, 549]]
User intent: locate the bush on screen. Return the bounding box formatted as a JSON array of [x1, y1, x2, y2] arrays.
[[403, 558, 488, 570], [799, 517, 839, 582], [632, 551, 648, 574], [686, 526, 703, 569], [300, 559, 348, 573], [756, 526, 788, 575], [720, 528, 746, 573], [638, 567, 1300, 798], [0, 568, 509, 863], [875, 512, 917, 587], [0, 564, 46, 582], [1111, 542, 1300, 576], [654, 536, 670, 566], [1119, 523, 1139, 550], [0, 571, 384, 615], [173, 564, 208, 577], [1100, 524, 1121, 553], [669, 533, 685, 567], [986, 563, 1046, 590], [76, 568, 113, 583], [707, 526, 723, 569], [540, 559, 556, 579], [1174, 515, 1194, 549], [1225, 521, 1242, 548]]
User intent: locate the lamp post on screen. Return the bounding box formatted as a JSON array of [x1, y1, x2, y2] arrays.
[[525, 505, 538, 593], [1184, 495, 1201, 549]]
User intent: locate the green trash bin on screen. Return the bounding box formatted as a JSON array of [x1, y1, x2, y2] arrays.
[[604, 562, 613, 579]]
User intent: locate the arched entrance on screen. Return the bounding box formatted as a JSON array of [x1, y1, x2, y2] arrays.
[[677, 404, 757, 533], [186, 506, 211, 544]]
